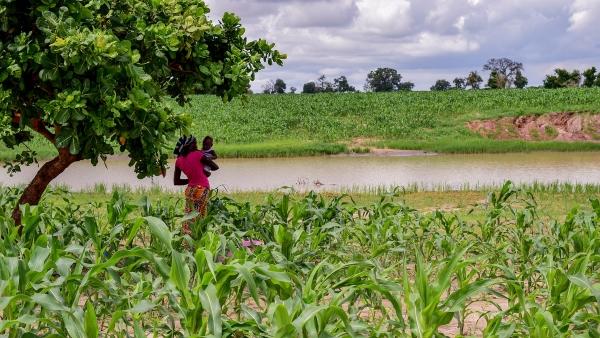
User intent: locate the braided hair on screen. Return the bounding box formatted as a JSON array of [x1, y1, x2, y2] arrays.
[[174, 135, 197, 157]]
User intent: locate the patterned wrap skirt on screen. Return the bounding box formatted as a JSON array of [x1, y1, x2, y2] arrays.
[[183, 185, 210, 234]]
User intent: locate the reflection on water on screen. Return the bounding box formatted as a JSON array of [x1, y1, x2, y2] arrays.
[[2, 152, 600, 192]]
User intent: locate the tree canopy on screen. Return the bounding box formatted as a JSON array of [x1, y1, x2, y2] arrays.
[[431, 79, 451, 91], [483, 58, 524, 88], [543, 69, 582, 88], [364, 68, 413, 92], [0, 0, 284, 224]]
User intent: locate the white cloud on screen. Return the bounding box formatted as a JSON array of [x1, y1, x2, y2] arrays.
[[569, 0, 600, 32], [204, 0, 600, 91], [354, 0, 412, 35]]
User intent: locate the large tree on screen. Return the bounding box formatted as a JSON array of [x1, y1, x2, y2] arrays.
[[273, 79, 286, 94], [514, 70, 528, 89], [364, 68, 412, 92], [1, 0, 284, 225], [453, 77, 466, 90], [430, 79, 451, 91], [483, 58, 524, 88], [543, 69, 582, 88], [465, 71, 483, 89], [582, 67, 598, 88], [333, 75, 355, 93]]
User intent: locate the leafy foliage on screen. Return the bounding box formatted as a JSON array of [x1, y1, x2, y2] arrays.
[[431, 79, 452, 91], [365, 67, 414, 92], [1, 182, 599, 336], [544, 69, 583, 89], [483, 58, 525, 89], [0, 0, 284, 179]]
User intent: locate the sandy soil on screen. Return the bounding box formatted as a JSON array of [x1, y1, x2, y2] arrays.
[[467, 112, 600, 141]]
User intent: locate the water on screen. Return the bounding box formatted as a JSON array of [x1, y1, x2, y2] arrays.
[[2, 152, 600, 192]]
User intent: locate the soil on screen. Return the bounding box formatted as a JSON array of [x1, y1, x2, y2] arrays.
[[348, 137, 435, 156], [467, 112, 600, 141]]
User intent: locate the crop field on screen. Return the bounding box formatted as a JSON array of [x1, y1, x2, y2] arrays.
[[4, 88, 600, 161], [1, 182, 599, 337], [181, 87, 600, 156]]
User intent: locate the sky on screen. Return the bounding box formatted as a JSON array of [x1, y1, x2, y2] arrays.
[[204, 0, 600, 91]]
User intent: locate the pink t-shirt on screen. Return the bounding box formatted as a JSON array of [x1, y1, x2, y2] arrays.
[[175, 151, 210, 188]]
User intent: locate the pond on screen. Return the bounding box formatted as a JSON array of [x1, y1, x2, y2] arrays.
[[2, 152, 600, 192]]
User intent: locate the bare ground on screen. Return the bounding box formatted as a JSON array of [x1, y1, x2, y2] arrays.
[[467, 112, 600, 141]]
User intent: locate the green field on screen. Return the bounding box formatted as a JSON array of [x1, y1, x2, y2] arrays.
[[1, 184, 599, 336], [4, 88, 600, 160]]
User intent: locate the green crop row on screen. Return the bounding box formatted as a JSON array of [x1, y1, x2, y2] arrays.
[[180, 87, 600, 147], [1, 182, 598, 337]]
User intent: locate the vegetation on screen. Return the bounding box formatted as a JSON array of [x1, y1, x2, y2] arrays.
[[431, 79, 452, 91], [302, 75, 356, 94], [4, 87, 600, 159], [0, 0, 284, 224], [1, 182, 599, 336], [364, 68, 414, 92], [544, 66, 600, 89], [483, 58, 526, 89]]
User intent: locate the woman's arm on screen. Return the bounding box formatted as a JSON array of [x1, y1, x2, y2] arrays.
[[173, 166, 189, 186], [201, 156, 219, 171]]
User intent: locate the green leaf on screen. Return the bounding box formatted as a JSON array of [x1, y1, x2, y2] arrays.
[[31, 293, 68, 311], [84, 302, 99, 338], [170, 251, 190, 292], [28, 246, 50, 272], [62, 312, 86, 338], [144, 216, 173, 251], [199, 284, 222, 338], [129, 300, 156, 314]]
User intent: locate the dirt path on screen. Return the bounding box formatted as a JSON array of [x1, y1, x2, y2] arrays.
[[347, 137, 435, 156]]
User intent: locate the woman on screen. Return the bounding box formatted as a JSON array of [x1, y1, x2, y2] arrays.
[[173, 135, 219, 235]]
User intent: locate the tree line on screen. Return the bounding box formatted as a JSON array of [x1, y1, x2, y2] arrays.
[[543, 67, 600, 89], [261, 58, 531, 94]]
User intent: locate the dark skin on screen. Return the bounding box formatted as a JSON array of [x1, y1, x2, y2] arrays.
[[173, 142, 219, 186]]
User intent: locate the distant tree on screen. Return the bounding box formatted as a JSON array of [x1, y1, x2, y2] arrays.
[[466, 71, 483, 89], [303, 82, 318, 94], [365, 68, 413, 92], [290, 87, 297, 94], [431, 79, 452, 91], [317, 75, 334, 93], [543, 69, 582, 88], [483, 58, 524, 88], [397, 81, 415, 91], [453, 77, 466, 89], [583, 67, 597, 88], [262, 80, 275, 94], [487, 70, 503, 89], [333, 76, 356, 92], [514, 70, 528, 89], [273, 79, 287, 94]]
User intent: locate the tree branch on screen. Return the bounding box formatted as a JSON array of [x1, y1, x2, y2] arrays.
[[29, 117, 56, 143]]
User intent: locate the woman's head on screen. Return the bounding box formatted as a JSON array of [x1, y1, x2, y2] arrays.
[[174, 135, 197, 156]]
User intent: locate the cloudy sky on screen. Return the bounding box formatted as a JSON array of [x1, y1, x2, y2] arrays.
[[205, 0, 600, 91]]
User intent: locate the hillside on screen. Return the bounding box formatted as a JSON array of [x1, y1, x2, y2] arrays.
[[4, 88, 600, 160]]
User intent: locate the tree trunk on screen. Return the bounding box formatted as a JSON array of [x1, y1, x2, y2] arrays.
[[12, 148, 80, 229]]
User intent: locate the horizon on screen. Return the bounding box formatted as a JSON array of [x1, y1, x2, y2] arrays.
[[205, 0, 600, 92]]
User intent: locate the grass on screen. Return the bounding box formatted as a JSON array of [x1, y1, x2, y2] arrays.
[[41, 182, 600, 221], [4, 87, 600, 160]]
